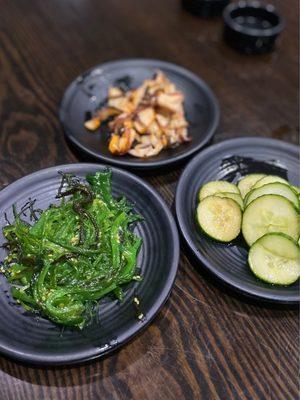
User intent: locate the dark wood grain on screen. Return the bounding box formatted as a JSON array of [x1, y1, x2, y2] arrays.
[[0, 0, 299, 399]]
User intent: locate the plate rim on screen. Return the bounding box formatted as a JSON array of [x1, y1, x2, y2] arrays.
[[0, 163, 180, 365], [175, 137, 299, 304], [59, 58, 220, 169]]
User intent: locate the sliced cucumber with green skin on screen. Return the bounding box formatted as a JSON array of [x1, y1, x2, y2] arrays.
[[215, 192, 244, 210], [244, 182, 299, 209], [237, 174, 266, 199], [248, 233, 300, 285], [199, 181, 240, 201], [292, 185, 300, 195], [197, 196, 242, 242], [242, 194, 300, 246], [252, 175, 289, 190]]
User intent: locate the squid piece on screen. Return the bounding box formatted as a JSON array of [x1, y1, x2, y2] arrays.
[[108, 87, 124, 98], [108, 96, 133, 113], [109, 128, 136, 155], [156, 92, 184, 114], [134, 107, 155, 134], [156, 112, 170, 128], [130, 84, 148, 108], [85, 69, 190, 157], [129, 141, 163, 158], [84, 107, 120, 131], [84, 117, 101, 131]]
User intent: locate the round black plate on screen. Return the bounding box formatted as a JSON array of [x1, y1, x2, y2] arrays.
[[59, 59, 220, 169], [176, 137, 299, 304], [0, 164, 179, 365]]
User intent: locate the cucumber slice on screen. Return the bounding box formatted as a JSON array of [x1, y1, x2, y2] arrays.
[[199, 181, 240, 201], [215, 192, 244, 210], [248, 233, 300, 285], [244, 183, 299, 209], [242, 195, 299, 246], [292, 185, 300, 195], [237, 174, 266, 199], [197, 196, 242, 242], [252, 175, 289, 190]]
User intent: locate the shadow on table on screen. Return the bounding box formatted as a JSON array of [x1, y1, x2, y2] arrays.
[[0, 314, 159, 385], [64, 134, 210, 178], [178, 236, 299, 312]]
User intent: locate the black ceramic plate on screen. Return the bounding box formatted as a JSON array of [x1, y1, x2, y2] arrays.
[[176, 137, 299, 304], [0, 164, 179, 365], [59, 59, 219, 169]]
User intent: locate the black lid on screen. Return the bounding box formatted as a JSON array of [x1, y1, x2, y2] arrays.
[[182, 0, 230, 18], [223, 1, 284, 54]]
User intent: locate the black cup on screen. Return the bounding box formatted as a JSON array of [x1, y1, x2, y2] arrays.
[[223, 1, 284, 54], [182, 0, 230, 17]]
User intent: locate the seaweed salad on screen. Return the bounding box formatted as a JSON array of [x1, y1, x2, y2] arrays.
[[1, 170, 142, 328]]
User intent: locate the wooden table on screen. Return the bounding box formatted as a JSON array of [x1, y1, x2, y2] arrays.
[[0, 1, 299, 399]]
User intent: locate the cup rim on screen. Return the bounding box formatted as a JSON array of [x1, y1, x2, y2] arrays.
[[223, 1, 285, 37]]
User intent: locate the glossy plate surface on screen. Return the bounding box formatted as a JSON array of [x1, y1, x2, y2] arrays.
[[0, 164, 179, 365], [59, 59, 219, 169], [176, 137, 299, 303]]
